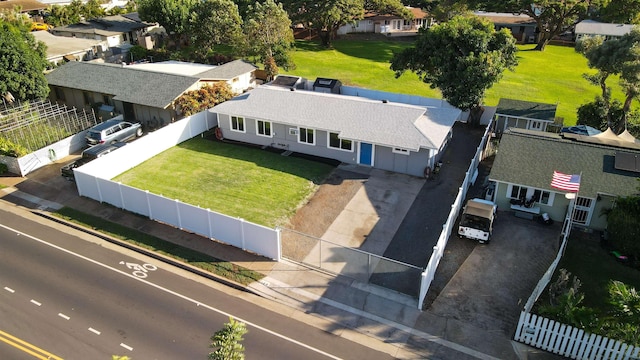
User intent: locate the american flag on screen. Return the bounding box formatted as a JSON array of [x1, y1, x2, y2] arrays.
[[551, 171, 581, 192]]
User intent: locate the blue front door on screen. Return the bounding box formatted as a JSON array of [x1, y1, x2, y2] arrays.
[[359, 143, 373, 166]]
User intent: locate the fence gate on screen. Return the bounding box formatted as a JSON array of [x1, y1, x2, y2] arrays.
[[280, 228, 423, 297]]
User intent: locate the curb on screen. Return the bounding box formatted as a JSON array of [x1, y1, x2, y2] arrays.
[[32, 210, 260, 296]]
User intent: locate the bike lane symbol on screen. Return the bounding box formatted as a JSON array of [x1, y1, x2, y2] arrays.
[[119, 261, 157, 278]]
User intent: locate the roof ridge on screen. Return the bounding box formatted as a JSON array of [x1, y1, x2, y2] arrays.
[[508, 129, 640, 153]]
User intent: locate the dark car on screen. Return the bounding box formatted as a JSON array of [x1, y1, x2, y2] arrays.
[[86, 119, 143, 146], [61, 142, 127, 180]]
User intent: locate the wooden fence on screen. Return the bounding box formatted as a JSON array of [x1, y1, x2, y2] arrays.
[[515, 312, 639, 360]]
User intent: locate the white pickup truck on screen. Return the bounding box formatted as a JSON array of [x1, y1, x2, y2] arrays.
[[458, 198, 497, 244]]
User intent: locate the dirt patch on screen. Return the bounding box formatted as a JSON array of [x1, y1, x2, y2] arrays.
[[282, 168, 368, 260]]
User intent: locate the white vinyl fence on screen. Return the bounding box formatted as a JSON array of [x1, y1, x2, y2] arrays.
[[515, 312, 639, 360], [417, 119, 494, 308], [73, 111, 281, 260]]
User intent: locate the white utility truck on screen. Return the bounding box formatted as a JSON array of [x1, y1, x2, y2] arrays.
[[458, 198, 497, 244]]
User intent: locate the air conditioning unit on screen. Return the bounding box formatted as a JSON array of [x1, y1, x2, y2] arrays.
[[289, 128, 299, 135]]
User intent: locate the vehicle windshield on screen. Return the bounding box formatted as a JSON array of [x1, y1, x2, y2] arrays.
[[460, 214, 491, 232], [87, 131, 101, 140]]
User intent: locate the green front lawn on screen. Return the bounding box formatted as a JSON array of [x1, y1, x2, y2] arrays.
[[113, 138, 335, 227], [285, 40, 632, 126]]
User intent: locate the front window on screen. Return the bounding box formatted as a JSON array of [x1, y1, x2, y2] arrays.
[[299, 127, 315, 145], [83, 92, 92, 105], [231, 116, 245, 132], [509, 185, 553, 205], [328, 132, 352, 151], [509, 185, 528, 200], [256, 120, 272, 137], [392, 148, 410, 155]]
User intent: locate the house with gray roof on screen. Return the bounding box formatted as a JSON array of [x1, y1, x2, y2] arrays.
[[32, 30, 104, 64], [489, 128, 640, 230], [575, 20, 635, 41], [46, 61, 201, 128], [210, 85, 461, 177], [50, 13, 154, 50], [494, 98, 558, 134]]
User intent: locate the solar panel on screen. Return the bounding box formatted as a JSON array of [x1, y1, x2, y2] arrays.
[[614, 152, 640, 173]]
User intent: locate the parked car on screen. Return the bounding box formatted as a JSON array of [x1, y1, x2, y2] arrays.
[[458, 198, 497, 244], [86, 119, 143, 146], [61, 142, 127, 180], [30, 22, 52, 31]]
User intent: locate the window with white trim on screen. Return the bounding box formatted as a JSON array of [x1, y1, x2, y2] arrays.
[[256, 120, 272, 137], [328, 132, 352, 151], [299, 127, 315, 144], [230, 116, 245, 132], [392, 148, 410, 155]]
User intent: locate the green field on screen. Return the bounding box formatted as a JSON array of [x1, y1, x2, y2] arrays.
[[284, 40, 632, 126], [113, 138, 335, 227]]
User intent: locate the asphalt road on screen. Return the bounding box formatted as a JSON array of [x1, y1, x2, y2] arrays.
[[0, 207, 393, 360]]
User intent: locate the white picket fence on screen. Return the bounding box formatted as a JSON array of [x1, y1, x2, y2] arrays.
[[515, 312, 639, 360]]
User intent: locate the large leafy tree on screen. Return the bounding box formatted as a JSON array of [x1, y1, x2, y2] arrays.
[[390, 15, 518, 123], [577, 29, 640, 134], [138, 0, 198, 48], [243, 0, 295, 75], [282, 0, 409, 47], [0, 20, 49, 102], [208, 317, 247, 360], [473, 0, 590, 51], [598, 0, 640, 24], [189, 0, 243, 60]]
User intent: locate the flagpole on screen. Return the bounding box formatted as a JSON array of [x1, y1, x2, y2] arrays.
[[562, 171, 582, 256]]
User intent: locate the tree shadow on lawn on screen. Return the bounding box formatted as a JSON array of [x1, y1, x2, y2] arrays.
[[179, 136, 339, 185], [295, 39, 414, 63]]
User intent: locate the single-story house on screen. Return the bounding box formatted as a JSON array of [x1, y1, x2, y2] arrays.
[[337, 6, 434, 36], [0, 0, 46, 13], [45, 60, 257, 127], [50, 13, 155, 50], [575, 20, 635, 41], [32, 30, 105, 64], [494, 98, 558, 134], [489, 128, 640, 230], [128, 60, 258, 94], [209, 85, 461, 177], [474, 11, 538, 44]]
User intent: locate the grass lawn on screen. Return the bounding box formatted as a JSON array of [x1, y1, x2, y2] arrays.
[[285, 39, 633, 126], [113, 137, 335, 228], [553, 232, 640, 311], [53, 207, 264, 285]]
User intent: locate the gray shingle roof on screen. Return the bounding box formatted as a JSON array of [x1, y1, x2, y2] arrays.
[[489, 129, 640, 198], [52, 14, 151, 37], [46, 61, 199, 109], [496, 98, 557, 122], [210, 86, 461, 150], [575, 20, 634, 37], [196, 60, 257, 80]]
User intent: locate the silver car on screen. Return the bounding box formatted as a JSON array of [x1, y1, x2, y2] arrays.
[[86, 119, 143, 146]]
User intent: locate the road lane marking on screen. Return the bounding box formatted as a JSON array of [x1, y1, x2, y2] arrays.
[[1, 223, 346, 360], [4, 287, 15, 293], [120, 343, 133, 351], [88, 327, 101, 335], [0, 329, 63, 360], [30, 299, 42, 306], [58, 313, 70, 320]]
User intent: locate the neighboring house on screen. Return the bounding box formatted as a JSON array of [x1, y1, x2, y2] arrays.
[[474, 11, 538, 43], [0, 0, 46, 13], [50, 13, 155, 50], [489, 128, 640, 230], [494, 98, 557, 134], [45, 60, 257, 127], [32, 30, 104, 64], [46, 61, 201, 127], [128, 59, 258, 95], [575, 20, 635, 41], [210, 85, 461, 177], [337, 6, 434, 36]]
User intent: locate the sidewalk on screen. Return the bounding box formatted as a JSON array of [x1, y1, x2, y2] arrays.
[[0, 153, 561, 360]]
